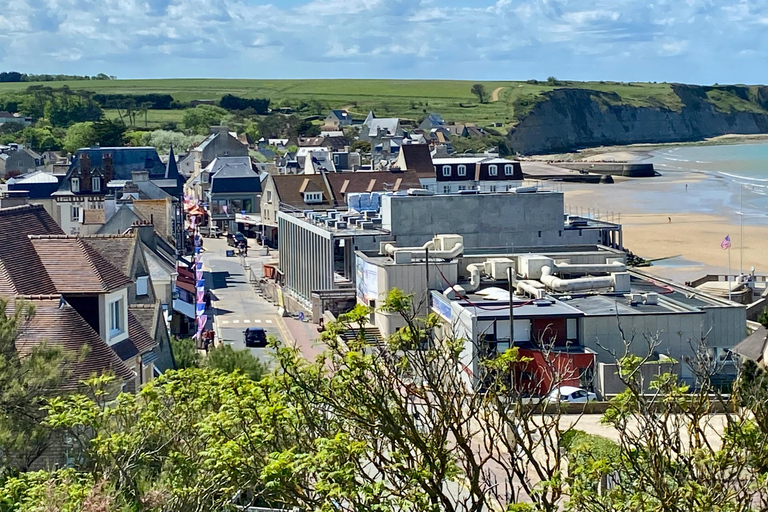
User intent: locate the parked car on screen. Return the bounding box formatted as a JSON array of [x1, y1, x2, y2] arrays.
[[244, 327, 268, 348], [227, 232, 248, 247], [546, 386, 597, 403], [200, 225, 222, 238]]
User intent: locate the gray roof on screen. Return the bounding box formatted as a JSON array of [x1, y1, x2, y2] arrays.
[[135, 180, 172, 200], [731, 326, 767, 362], [365, 118, 400, 137], [204, 156, 252, 174], [97, 204, 142, 235]]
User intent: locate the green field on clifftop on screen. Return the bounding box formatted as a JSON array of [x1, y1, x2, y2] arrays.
[[0, 78, 763, 129]]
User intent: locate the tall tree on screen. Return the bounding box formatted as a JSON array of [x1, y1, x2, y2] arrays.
[[0, 298, 68, 474], [470, 84, 488, 103]]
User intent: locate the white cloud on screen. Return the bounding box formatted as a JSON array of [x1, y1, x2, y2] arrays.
[[0, 0, 765, 83]]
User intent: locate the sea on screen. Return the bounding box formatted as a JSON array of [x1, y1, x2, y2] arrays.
[[649, 142, 768, 224]]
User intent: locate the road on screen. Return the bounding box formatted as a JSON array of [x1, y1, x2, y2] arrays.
[[201, 236, 291, 368]]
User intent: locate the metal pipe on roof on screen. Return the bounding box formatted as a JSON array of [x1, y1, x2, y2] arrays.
[[540, 266, 615, 293]]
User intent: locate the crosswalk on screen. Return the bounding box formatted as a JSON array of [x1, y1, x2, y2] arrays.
[[219, 318, 273, 325]]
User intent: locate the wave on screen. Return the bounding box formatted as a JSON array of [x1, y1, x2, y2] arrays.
[[717, 171, 768, 183]]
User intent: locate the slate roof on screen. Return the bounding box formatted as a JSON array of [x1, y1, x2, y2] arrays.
[[397, 144, 434, 174], [81, 234, 137, 277], [209, 159, 261, 194], [30, 236, 133, 293], [329, 110, 350, 121], [732, 325, 767, 362], [128, 309, 157, 354], [364, 118, 400, 138], [97, 204, 142, 235], [0, 205, 63, 296], [11, 296, 134, 390]]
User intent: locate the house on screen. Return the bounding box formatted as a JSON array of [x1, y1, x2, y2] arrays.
[[53, 146, 183, 236], [206, 158, 262, 232], [419, 113, 446, 131], [360, 112, 403, 142], [429, 157, 523, 194], [297, 136, 326, 148], [393, 144, 434, 175], [188, 126, 249, 176], [0, 204, 157, 394], [260, 170, 423, 247], [304, 150, 337, 175], [324, 110, 352, 129], [0, 144, 42, 178], [0, 111, 31, 127], [6, 170, 61, 219]]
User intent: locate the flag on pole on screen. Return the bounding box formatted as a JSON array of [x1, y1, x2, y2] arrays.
[[721, 235, 731, 250]]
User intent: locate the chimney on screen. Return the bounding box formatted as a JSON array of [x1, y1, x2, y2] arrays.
[[210, 126, 229, 135], [132, 170, 149, 183], [103, 153, 114, 182], [0, 190, 29, 208], [132, 220, 155, 249], [81, 153, 91, 175]]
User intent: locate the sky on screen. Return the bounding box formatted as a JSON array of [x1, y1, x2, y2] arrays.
[[0, 0, 766, 84]]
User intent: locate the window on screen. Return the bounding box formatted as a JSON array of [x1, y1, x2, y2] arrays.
[[110, 299, 123, 335], [504, 164, 514, 176], [333, 154, 340, 165], [458, 185, 467, 191], [567, 318, 578, 340], [304, 191, 323, 203], [91, 177, 101, 192], [71, 205, 81, 222], [442, 165, 451, 176], [136, 276, 149, 296], [71, 177, 80, 193], [443, 185, 451, 194], [489, 185, 497, 192], [488, 164, 498, 176], [266, 190, 273, 203], [457, 164, 466, 177]]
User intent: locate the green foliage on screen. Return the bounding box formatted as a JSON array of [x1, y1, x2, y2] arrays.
[[63, 121, 96, 152], [127, 129, 202, 153], [0, 469, 102, 512], [205, 344, 266, 381], [350, 139, 371, 153], [170, 337, 200, 369], [182, 105, 228, 134], [470, 83, 488, 103], [0, 298, 69, 474]]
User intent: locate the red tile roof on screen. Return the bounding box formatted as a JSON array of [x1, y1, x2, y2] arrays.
[[11, 296, 134, 390], [0, 205, 63, 295], [29, 236, 133, 293]]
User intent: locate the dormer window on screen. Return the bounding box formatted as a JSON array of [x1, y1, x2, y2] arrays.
[[304, 191, 323, 204], [71, 177, 80, 193], [458, 164, 466, 177], [442, 165, 451, 176], [489, 165, 498, 176], [109, 298, 124, 337], [91, 177, 101, 192], [504, 164, 514, 176]]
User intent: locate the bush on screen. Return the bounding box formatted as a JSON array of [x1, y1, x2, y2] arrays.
[[220, 94, 270, 115]]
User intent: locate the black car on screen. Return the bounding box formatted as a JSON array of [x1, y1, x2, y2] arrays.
[[227, 232, 248, 247], [244, 327, 268, 348]]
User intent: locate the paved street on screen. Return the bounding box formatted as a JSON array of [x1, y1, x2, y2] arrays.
[[201, 235, 291, 368]]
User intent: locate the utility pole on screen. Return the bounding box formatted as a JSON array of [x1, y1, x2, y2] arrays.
[[425, 247, 430, 308]]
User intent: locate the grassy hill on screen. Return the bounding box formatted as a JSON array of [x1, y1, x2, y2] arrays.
[[0, 78, 699, 129]]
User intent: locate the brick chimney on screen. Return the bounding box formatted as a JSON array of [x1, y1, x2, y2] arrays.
[[103, 153, 114, 182]]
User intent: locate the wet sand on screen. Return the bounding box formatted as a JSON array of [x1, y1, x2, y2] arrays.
[[561, 171, 768, 282]]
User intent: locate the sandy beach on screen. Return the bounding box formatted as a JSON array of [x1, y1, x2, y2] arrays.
[[558, 151, 768, 283]]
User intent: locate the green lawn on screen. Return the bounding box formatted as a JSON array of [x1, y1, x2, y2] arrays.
[[0, 78, 743, 128]]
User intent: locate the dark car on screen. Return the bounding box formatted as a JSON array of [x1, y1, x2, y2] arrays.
[[244, 327, 268, 348], [227, 232, 248, 247]]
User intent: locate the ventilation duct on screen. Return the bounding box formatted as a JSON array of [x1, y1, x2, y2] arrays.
[[540, 266, 615, 293]]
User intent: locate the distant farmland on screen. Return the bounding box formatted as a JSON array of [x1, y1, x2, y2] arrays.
[[0, 78, 691, 129]]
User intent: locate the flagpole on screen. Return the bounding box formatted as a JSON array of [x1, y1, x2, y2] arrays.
[[740, 185, 743, 275], [728, 246, 732, 302]]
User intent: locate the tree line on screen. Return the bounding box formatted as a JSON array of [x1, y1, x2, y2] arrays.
[[0, 72, 115, 82]]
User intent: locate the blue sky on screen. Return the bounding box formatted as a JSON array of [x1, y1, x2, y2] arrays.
[[0, 0, 765, 84]]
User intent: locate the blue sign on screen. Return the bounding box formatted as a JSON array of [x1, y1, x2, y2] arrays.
[[432, 292, 452, 321]]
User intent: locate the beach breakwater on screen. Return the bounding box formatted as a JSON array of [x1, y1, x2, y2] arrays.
[[509, 85, 768, 155]]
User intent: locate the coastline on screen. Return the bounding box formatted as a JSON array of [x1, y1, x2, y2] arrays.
[[554, 140, 768, 282], [525, 133, 768, 163]]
